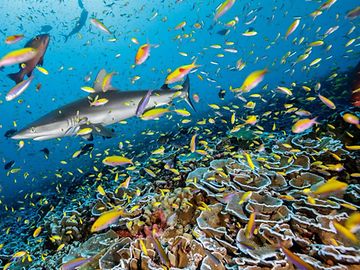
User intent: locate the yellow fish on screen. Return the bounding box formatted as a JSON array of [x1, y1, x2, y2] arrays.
[[190, 134, 197, 153], [312, 177, 348, 196], [165, 60, 199, 84], [102, 156, 133, 167], [91, 207, 124, 232], [236, 69, 267, 92], [333, 221, 359, 244], [141, 108, 170, 120]]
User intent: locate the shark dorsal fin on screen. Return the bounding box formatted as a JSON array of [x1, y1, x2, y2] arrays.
[[93, 69, 107, 92]]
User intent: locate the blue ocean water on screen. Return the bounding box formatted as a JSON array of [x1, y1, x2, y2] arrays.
[[0, 0, 359, 269]]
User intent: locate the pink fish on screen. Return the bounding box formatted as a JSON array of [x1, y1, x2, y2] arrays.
[[292, 117, 318, 133], [214, 0, 236, 21], [285, 19, 300, 39]]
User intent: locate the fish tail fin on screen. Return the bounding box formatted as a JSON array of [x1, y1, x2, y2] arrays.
[[182, 76, 196, 111], [191, 58, 201, 68], [7, 71, 23, 84], [313, 117, 320, 125]]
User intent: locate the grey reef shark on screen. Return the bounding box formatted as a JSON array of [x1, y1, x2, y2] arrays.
[[11, 69, 195, 141]]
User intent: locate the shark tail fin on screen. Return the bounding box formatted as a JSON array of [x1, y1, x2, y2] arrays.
[[8, 71, 24, 84], [182, 76, 196, 112], [93, 69, 107, 92]]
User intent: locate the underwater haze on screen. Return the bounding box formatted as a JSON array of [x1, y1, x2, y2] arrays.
[[0, 0, 359, 269]]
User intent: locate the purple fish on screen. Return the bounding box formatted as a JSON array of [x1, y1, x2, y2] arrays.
[[136, 90, 153, 117], [61, 257, 92, 270], [6, 75, 34, 101]]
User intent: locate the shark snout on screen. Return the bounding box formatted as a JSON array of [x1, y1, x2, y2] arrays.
[[11, 129, 31, 140]]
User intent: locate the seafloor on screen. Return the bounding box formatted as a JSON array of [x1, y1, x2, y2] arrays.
[[0, 69, 359, 269]]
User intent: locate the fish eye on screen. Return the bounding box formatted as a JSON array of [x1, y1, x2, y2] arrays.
[[35, 36, 40, 40]]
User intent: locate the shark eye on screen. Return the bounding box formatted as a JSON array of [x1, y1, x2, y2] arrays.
[[30, 127, 36, 133]]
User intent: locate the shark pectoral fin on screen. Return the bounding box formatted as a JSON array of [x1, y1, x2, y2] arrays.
[[81, 133, 93, 141], [92, 124, 115, 138]]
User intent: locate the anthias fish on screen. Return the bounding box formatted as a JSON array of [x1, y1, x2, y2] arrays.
[[7, 34, 50, 84]]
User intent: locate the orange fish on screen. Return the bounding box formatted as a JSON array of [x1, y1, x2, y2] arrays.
[[5, 34, 24, 45], [135, 43, 151, 65], [165, 60, 199, 84]]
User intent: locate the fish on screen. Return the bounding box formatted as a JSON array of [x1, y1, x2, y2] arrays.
[[214, 0, 236, 21], [149, 235, 171, 267], [135, 43, 151, 65], [5, 75, 34, 101], [234, 69, 267, 93], [40, 25, 53, 32], [217, 29, 230, 36], [291, 117, 318, 133], [40, 148, 50, 159], [90, 18, 112, 34], [277, 86, 293, 96], [285, 19, 300, 39], [319, 0, 337, 10], [141, 108, 170, 120], [245, 212, 256, 239], [5, 34, 24, 45], [136, 90, 153, 116], [91, 207, 123, 232], [33, 226, 42, 238], [345, 212, 360, 232], [165, 60, 199, 84], [174, 21, 186, 30], [318, 94, 336, 109], [280, 244, 315, 270], [239, 191, 252, 205], [190, 134, 197, 153], [102, 156, 133, 167], [342, 113, 359, 125], [64, 8, 88, 42], [346, 6, 360, 19], [101, 71, 116, 92], [7, 34, 50, 84], [4, 160, 15, 170], [244, 153, 255, 170], [312, 177, 348, 196], [11, 70, 194, 141], [73, 143, 94, 158], [333, 221, 359, 244], [60, 257, 93, 270], [0, 48, 38, 68]]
